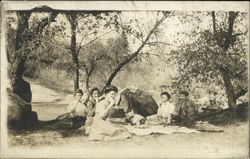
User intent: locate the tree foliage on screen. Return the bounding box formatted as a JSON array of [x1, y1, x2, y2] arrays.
[[168, 11, 248, 108]]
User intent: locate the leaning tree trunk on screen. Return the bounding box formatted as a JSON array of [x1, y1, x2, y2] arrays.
[[68, 13, 79, 92]]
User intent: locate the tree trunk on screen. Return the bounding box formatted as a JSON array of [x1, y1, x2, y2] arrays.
[[68, 13, 79, 92], [212, 11, 239, 109], [220, 69, 236, 108], [72, 53, 79, 92], [84, 61, 95, 93], [13, 11, 30, 79], [8, 11, 34, 130], [10, 11, 32, 103], [15, 11, 31, 52], [85, 74, 90, 92], [8, 10, 57, 130]]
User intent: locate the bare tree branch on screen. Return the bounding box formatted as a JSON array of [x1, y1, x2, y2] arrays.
[[135, 19, 144, 42], [140, 52, 160, 58], [103, 11, 171, 89], [77, 31, 97, 49], [76, 29, 115, 55], [145, 41, 172, 46], [138, 54, 154, 66]]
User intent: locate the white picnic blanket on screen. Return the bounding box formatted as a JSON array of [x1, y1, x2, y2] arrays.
[[124, 125, 200, 136]]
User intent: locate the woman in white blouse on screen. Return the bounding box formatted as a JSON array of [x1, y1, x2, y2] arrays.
[[157, 92, 175, 123], [146, 92, 175, 125]]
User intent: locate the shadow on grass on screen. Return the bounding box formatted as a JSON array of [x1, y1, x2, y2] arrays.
[[36, 119, 88, 137], [8, 118, 89, 147], [195, 102, 248, 125]]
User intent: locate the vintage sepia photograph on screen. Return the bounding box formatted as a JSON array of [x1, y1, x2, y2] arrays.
[[1, 1, 249, 158]]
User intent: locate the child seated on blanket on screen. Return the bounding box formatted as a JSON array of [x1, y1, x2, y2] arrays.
[[145, 92, 175, 125]]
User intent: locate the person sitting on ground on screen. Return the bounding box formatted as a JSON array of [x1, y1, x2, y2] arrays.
[[85, 87, 100, 126], [157, 92, 175, 123], [86, 87, 100, 117], [174, 91, 198, 128], [145, 91, 175, 125], [67, 89, 88, 129], [87, 86, 130, 141]]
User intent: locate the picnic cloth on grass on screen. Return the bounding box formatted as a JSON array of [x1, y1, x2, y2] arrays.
[[124, 125, 200, 136]]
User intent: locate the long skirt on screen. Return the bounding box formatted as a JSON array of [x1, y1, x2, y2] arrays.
[[87, 117, 131, 141]]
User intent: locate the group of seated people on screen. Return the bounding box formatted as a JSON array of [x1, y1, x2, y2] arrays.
[[141, 90, 197, 128], [59, 85, 199, 130]]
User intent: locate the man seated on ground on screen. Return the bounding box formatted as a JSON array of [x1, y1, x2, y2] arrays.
[[173, 91, 198, 128], [145, 92, 175, 125], [57, 89, 88, 129]]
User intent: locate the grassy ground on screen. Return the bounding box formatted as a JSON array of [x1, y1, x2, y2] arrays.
[[8, 122, 248, 148], [7, 122, 249, 158]]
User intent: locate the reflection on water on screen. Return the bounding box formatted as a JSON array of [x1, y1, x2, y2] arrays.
[[32, 102, 68, 121]]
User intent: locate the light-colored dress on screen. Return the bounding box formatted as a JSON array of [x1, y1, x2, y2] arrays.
[[87, 99, 130, 141], [146, 101, 175, 125], [67, 100, 88, 117]]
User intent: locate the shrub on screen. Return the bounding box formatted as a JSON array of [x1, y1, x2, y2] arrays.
[[34, 66, 73, 94]]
